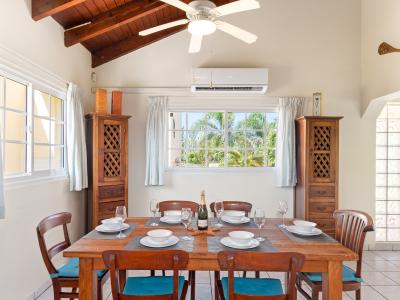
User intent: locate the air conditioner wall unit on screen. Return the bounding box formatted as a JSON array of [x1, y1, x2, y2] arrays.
[[191, 68, 268, 94]]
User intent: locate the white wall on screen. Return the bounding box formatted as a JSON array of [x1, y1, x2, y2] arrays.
[[361, 0, 400, 114], [0, 1, 91, 299], [95, 0, 377, 245]]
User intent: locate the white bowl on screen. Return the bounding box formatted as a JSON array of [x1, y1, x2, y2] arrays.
[[223, 210, 246, 221], [101, 218, 122, 230], [164, 210, 182, 220], [147, 229, 173, 244], [228, 231, 254, 245], [293, 220, 317, 233]]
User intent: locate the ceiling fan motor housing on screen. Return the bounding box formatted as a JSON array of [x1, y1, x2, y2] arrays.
[[187, 0, 218, 21]]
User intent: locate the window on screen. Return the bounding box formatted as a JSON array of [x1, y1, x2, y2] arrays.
[[168, 111, 278, 168], [0, 73, 66, 180], [376, 103, 400, 242]]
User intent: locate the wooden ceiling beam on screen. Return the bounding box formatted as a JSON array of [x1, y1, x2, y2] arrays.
[[64, 0, 180, 47], [92, 24, 187, 67], [32, 0, 86, 21]]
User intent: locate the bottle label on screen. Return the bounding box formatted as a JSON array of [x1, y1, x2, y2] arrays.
[[198, 219, 208, 227]]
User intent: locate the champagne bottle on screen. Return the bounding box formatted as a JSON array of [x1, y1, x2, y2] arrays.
[[197, 190, 208, 230]]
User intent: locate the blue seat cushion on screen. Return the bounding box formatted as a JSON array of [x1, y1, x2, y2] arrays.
[[50, 257, 106, 279], [123, 276, 185, 299], [304, 265, 363, 283], [221, 277, 283, 299]]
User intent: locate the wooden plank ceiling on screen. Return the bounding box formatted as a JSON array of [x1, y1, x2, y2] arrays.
[[31, 0, 234, 67]]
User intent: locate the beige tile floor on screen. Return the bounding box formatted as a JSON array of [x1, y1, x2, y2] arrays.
[[36, 251, 400, 300]]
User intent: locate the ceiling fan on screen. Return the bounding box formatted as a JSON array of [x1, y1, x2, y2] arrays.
[[139, 0, 260, 53]]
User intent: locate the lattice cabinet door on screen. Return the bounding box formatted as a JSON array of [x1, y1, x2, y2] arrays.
[[98, 119, 127, 182], [308, 120, 338, 183]]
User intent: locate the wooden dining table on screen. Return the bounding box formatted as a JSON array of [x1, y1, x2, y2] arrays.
[[64, 218, 357, 300]]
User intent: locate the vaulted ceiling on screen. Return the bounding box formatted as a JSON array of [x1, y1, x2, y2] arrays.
[[31, 0, 235, 67]]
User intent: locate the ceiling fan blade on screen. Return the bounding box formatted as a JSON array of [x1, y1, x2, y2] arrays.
[[139, 19, 189, 36], [160, 0, 196, 13], [214, 0, 260, 17], [215, 21, 257, 44], [189, 34, 203, 53]]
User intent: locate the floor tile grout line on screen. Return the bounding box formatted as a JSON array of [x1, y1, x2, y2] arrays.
[[368, 285, 390, 300]]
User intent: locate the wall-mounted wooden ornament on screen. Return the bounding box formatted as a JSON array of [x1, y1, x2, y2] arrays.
[[95, 88, 107, 114], [111, 91, 123, 115], [378, 42, 400, 55]]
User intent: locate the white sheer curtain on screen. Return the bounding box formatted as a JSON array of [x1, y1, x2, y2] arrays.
[[0, 132, 4, 219], [276, 97, 305, 187], [145, 96, 168, 186], [66, 83, 88, 191]]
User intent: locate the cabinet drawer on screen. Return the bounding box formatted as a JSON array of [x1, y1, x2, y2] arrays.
[[99, 185, 124, 199], [309, 218, 335, 232], [99, 200, 125, 216], [309, 202, 335, 218], [309, 186, 335, 197]]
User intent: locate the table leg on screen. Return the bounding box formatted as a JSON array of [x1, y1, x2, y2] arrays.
[[190, 271, 196, 300], [79, 257, 98, 300], [322, 261, 342, 300], [214, 271, 220, 300]]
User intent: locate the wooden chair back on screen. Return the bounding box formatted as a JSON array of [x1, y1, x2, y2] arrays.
[[210, 201, 252, 217], [218, 251, 304, 300], [334, 210, 374, 277], [103, 250, 189, 300], [36, 212, 72, 275], [159, 201, 199, 216]]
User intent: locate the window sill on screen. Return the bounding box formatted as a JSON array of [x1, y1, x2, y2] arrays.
[[166, 167, 275, 174], [4, 171, 69, 191]]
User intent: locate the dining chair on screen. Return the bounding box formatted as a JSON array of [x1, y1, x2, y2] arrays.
[[296, 209, 374, 300], [102, 250, 189, 300], [158, 200, 198, 300], [216, 251, 305, 300], [210, 201, 252, 217], [36, 212, 108, 300]]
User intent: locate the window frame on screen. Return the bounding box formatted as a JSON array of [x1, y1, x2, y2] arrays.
[[0, 68, 68, 186], [166, 108, 278, 171]]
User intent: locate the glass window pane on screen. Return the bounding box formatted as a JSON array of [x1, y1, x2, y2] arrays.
[[376, 174, 387, 186], [246, 112, 265, 130], [376, 133, 387, 146], [206, 112, 224, 130], [387, 228, 400, 241], [230, 112, 246, 130], [5, 111, 26, 141], [376, 160, 387, 173], [34, 117, 50, 144], [376, 201, 387, 214], [187, 112, 206, 130], [388, 174, 400, 186], [4, 143, 26, 176], [376, 215, 387, 228], [33, 90, 50, 117], [375, 228, 386, 242], [388, 105, 400, 118], [388, 201, 400, 214], [228, 150, 245, 167], [168, 148, 184, 167], [388, 215, 400, 228], [50, 146, 63, 169], [207, 150, 224, 168], [0, 108, 3, 140], [388, 133, 400, 146], [51, 96, 63, 121], [228, 131, 247, 148], [388, 188, 400, 200], [388, 160, 400, 173], [246, 150, 264, 167], [388, 147, 400, 159], [0, 76, 4, 107], [376, 187, 386, 200], [169, 112, 186, 130], [266, 149, 276, 167], [388, 119, 400, 132], [51, 121, 63, 145], [246, 131, 264, 149], [376, 146, 387, 159], [267, 112, 278, 125], [34, 145, 49, 171], [185, 149, 205, 167], [5, 78, 26, 111], [207, 131, 224, 148], [376, 119, 387, 132], [186, 131, 205, 149], [168, 130, 186, 149]]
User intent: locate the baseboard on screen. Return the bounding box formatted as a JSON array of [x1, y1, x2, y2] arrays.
[[26, 280, 52, 300], [367, 243, 400, 251]]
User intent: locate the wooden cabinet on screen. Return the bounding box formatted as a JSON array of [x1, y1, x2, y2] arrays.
[[294, 116, 342, 236], [86, 113, 131, 230]]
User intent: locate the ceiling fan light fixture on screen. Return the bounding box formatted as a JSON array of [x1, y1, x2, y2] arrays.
[[188, 20, 216, 36]]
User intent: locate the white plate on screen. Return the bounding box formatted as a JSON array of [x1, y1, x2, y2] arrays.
[[140, 235, 179, 248], [286, 225, 322, 236], [95, 223, 130, 233], [221, 215, 250, 224], [160, 216, 182, 224], [220, 237, 260, 249]]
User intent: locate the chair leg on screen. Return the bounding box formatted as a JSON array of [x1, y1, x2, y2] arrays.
[[70, 287, 77, 300], [190, 270, 196, 300], [356, 288, 361, 300], [311, 288, 319, 300], [53, 282, 61, 300], [255, 271, 260, 278], [214, 271, 220, 300], [243, 271, 247, 277], [150, 270, 155, 276]]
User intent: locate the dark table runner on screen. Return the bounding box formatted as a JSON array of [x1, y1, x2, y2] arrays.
[[125, 236, 194, 252], [277, 225, 337, 243], [83, 223, 137, 240], [210, 217, 258, 228], [144, 217, 197, 227], [207, 236, 276, 252]]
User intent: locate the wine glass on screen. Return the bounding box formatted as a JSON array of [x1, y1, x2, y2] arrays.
[[115, 206, 127, 239], [181, 208, 193, 241], [254, 208, 266, 242], [149, 199, 159, 227], [214, 201, 224, 227], [278, 199, 288, 228]]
